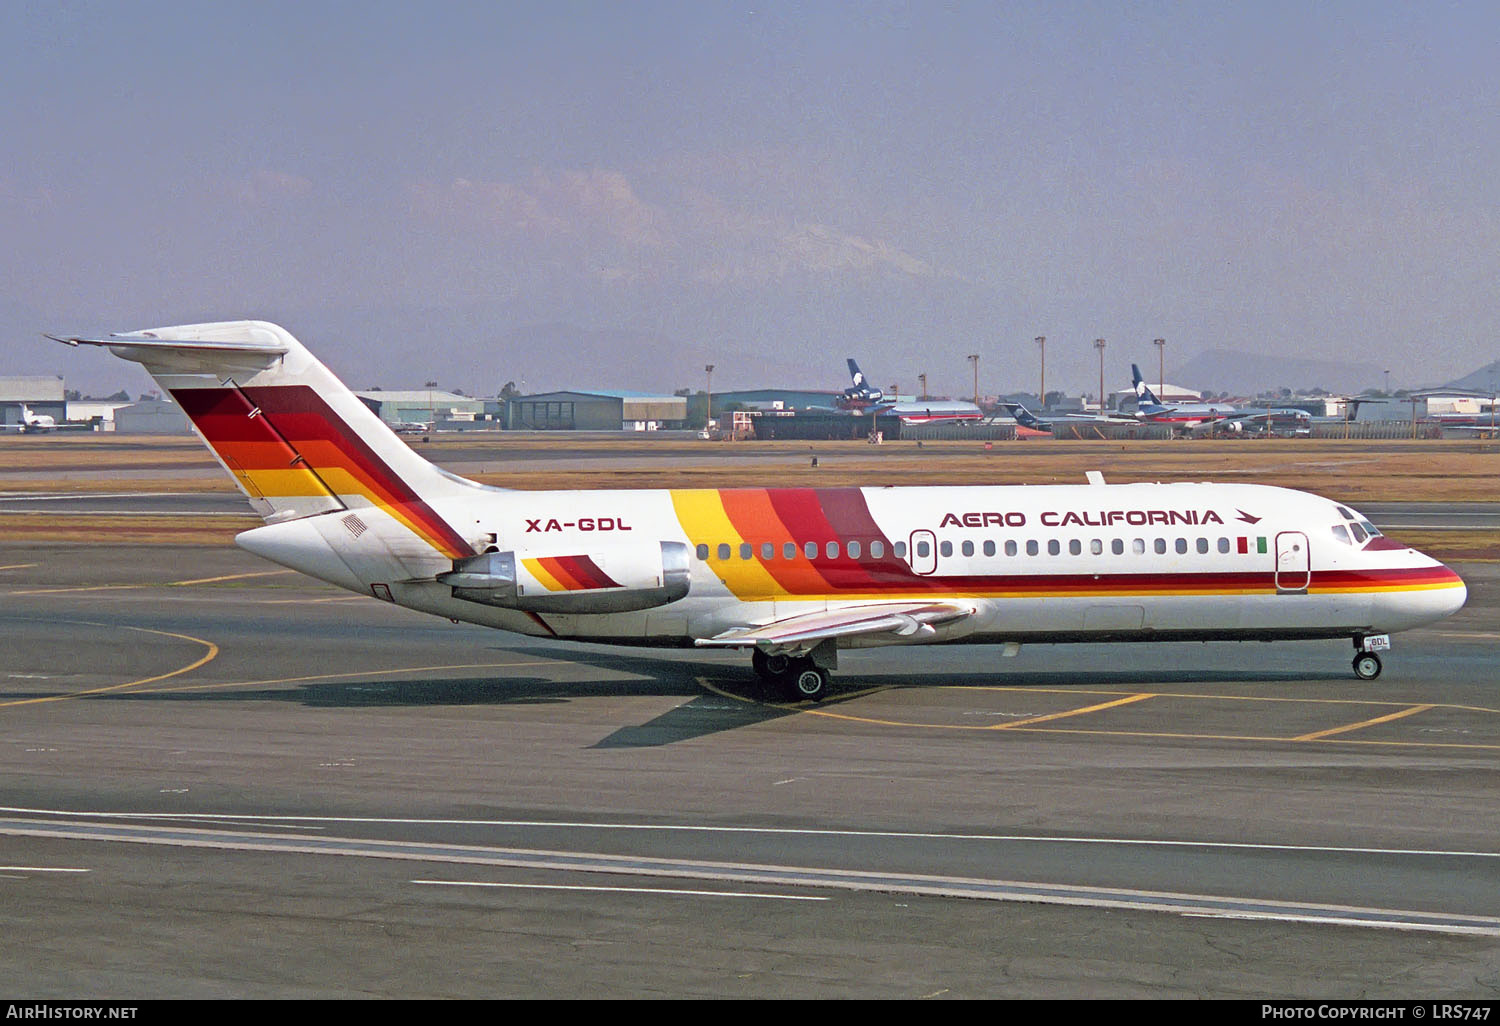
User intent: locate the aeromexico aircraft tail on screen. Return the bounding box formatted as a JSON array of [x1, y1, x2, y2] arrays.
[[1131, 363, 1164, 408], [50, 321, 478, 566], [843, 358, 882, 402]]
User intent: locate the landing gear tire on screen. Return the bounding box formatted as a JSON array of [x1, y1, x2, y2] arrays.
[[1352, 652, 1382, 681], [751, 649, 791, 681], [785, 662, 829, 702]]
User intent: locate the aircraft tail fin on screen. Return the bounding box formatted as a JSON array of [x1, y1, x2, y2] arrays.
[[50, 321, 477, 560], [1132, 363, 1164, 407], [1000, 402, 1049, 432], [846, 358, 865, 389]]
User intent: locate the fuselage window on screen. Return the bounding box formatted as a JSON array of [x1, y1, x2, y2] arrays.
[[916, 539, 931, 558], [1154, 538, 1167, 555], [847, 540, 862, 559], [1091, 539, 1103, 555], [784, 541, 797, 560], [1026, 540, 1039, 556], [1111, 538, 1124, 555], [1133, 538, 1145, 554], [805, 541, 819, 559], [696, 543, 709, 561], [717, 543, 731, 561], [983, 540, 996, 557], [1331, 524, 1351, 545], [871, 540, 885, 558], [1175, 538, 1188, 554], [1068, 539, 1081, 555], [1047, 539, 1061, 556], [1005, 540, 1018, 556], [740, 543, 753, 561], [1196, 537, 1209, 554], [961, 540, 975, 557], [893, 541, 907, 558], [1218, 537, 1231, 553], [939, 540, 953, 557], [826, 540, 839, 559], [762, 542, 775, 560]]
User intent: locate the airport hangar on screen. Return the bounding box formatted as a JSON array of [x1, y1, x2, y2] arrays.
[[503, 389, 687, 431], [0, 375, 66, 428]]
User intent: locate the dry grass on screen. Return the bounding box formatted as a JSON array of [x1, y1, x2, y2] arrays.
[[465, 438, 1500, 504], [4, 435, 1495, 557]]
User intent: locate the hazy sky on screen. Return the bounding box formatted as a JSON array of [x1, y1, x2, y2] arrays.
[[4, 1, 1497, 397]]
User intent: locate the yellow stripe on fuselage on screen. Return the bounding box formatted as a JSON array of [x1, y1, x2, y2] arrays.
[[523, 558, 568, 592], [669, 489, 784, 600]]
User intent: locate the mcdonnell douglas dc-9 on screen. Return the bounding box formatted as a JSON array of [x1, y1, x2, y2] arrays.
[[53, 322, 1465, 700]]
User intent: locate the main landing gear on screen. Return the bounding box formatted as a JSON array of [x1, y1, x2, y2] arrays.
[[1351, 634, 1390, 680], [751, 646, 833, 701]]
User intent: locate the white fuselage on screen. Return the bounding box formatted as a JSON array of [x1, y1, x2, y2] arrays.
[[236, 480, 1466, 651]]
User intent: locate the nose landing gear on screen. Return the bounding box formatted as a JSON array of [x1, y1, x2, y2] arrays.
[[1351, 634, 1389, 680]]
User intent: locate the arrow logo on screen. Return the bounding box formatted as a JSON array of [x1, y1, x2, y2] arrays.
[[1236, 509, 1262, 525]]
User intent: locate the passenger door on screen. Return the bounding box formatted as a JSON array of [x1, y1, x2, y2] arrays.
[[909, 529, 937, 575], [1274, 531, 1310, 594]]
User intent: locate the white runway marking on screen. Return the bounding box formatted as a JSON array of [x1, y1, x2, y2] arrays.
[[412, 880, 828, 901], [3, 806, 1493, 862], [0, 866, 91, 873], [2, 814, 1495, 936]]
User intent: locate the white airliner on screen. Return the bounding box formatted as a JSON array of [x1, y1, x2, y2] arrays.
[[1131, 365, 1312, 436], [1, 404, 57, 433], [52, 322, 1466, 699], [836, 359, 983, 424]]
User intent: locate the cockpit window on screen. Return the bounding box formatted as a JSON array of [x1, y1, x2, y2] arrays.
[[1331, 524, 1350, 545], [1349, 523, 1368, 543], [1336, 506, 1355, 521], [1359, 520, 1382, 538]]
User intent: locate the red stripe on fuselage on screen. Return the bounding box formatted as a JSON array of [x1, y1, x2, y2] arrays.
[[173, 385, 472, 558]]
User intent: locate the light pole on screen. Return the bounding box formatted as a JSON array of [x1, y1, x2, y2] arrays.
[[1154, 338, 1166, 399], [1384, 369, 1391, 394], [967, 354, 980, 405], [1094, 338, 1107, 413], [1035, 336, 1045, 408], [918, 373, 928, 400], [704, 364, 714, 432]]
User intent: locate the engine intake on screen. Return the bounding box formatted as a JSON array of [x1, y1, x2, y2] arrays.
[[438, 541, 691, 613]]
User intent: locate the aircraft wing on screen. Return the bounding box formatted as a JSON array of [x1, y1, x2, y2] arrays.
[[1060, 412, 1139, 424], [695, 600, 976, 653]]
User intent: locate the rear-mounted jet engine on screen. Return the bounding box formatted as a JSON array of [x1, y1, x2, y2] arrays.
[[438, 541, 691, 614]]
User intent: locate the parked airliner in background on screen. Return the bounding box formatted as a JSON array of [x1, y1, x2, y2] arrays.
[[836, 358, 983, 424], [1132, 365, 1312, 436], [52, 322, 1465, 699], [0, 404, 57, 433], [997, 402, 1056, 438]]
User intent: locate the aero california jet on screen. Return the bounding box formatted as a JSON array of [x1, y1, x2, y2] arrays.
[[53, 322, 1465, 699]]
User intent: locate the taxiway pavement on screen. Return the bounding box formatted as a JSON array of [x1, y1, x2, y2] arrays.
[[1, 542, 1498, 997]]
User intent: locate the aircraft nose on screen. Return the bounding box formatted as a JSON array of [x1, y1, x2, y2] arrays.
[[1418, 564, 1467, 623], [1439, 572, 1469, 618]]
